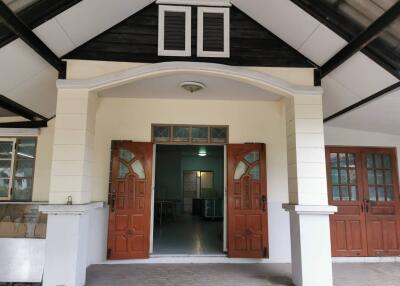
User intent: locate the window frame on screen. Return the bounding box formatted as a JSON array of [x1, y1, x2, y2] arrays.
[[158, 5, 192, 57], [0, 137, 37, 202], [197, 6, 230, 58]]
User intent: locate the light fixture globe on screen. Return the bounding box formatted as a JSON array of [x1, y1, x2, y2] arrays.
[[180, 81, 206, 93]]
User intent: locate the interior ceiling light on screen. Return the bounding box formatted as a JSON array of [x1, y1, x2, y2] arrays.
[[198, 146, 207, 157], [180, 81, 206, 93]]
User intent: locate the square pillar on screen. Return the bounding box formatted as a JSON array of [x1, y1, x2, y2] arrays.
[[42, 88, 100, 286], [283, 94, 337, 286], [49, 89, 98, 204]]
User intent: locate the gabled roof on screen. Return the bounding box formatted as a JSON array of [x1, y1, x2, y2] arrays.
[[0, 0, 399, 134]]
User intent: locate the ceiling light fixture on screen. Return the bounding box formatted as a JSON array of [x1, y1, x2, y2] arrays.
[[180, 81, 206, 93]]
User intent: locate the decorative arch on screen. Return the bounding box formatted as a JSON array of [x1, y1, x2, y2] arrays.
[[57, 61, 322, 98]]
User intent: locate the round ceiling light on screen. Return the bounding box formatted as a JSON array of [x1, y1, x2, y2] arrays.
[[180, 81, 206, 93]]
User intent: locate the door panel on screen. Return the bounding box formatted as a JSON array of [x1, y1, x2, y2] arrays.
[[327, 146, 400, 257], [227, 144, 268, 258], [362, 149, 400, 256], [326, 147, 368, 256], [107, 141, 153, 259]]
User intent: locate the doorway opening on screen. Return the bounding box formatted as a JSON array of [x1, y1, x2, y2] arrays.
[[153, 144, 225, 255]]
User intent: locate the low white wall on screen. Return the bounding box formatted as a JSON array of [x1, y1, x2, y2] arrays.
[[87, 206, 109, 265]]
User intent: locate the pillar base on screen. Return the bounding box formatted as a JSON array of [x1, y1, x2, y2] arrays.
[[283, 204, 337, 286], [39, 202, 105, 286]]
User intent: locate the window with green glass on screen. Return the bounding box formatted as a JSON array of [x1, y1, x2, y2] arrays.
[[329, 152, 358, 201], [0, 138, 37, 202], [366, 154, 394, 202]]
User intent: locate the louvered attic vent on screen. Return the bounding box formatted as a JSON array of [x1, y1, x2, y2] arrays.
[[158, 5, 191, 56], [198, 7, 230, 58]]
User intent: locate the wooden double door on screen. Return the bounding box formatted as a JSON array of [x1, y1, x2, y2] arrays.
[[326, 147, 400, 257], [107, 142, 268, 259]]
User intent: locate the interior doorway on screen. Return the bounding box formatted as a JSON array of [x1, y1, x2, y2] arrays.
[[152, 145, 225, 255]]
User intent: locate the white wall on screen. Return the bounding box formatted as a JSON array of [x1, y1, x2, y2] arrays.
[[93, 97, 292, 262]]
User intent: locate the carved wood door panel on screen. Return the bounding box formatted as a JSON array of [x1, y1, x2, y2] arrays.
[[227, 144, 268, 258], [107, 141, 153, 259]]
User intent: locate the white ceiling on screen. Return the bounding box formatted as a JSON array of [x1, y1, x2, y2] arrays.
[[0, 0, 398, 135], [99, 73, 282, 101]]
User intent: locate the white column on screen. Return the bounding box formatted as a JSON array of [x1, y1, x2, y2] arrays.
[[42, 88, 100, 286], [283, 94, 337, 286]]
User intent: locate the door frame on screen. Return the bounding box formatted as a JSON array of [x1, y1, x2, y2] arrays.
[[149, 143, 228, 255]]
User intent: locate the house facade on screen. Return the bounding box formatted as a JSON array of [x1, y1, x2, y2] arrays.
[[0, 1, 399, 286]]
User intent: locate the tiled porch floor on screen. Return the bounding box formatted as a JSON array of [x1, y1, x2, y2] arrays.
[[86, 262, 400, 286]]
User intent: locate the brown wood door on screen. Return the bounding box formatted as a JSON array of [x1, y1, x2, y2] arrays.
[[362, 148, 400, 256], [326, 147, 368, 256], [227, 144, 268, 258], [326, 146, 400, 257], [107, 141, 153, 259]]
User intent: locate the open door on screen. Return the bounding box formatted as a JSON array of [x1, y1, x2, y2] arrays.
[[227, 144, 268, 258], [107, 141, 153, 259]]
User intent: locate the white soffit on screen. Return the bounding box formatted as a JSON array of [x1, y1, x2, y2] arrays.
[[0, 39, 49, 95], [55, 0, 153, 48], [231, 0, 320, 50], [298, 24, 347, 66], [327, 88, 400, 135], [33, 18, 75, 57], [329, 52, 398, 99], [322, 76, 360, 117], [7, 67, 58, 118]]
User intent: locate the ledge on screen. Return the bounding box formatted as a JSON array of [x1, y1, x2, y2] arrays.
[[39, 202, 106, 215], [0, 201, 48, 205], [282, 204, 337, 215]]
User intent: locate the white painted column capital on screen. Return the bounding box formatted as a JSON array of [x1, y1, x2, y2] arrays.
[[282, 204, 337, 215]]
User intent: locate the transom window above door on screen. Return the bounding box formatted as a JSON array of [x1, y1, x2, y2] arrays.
[[152, 124, 228, 144]]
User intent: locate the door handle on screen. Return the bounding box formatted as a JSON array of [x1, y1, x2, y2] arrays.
[[360, 203, 364, 213], [261, 195, 267, 212], [109, 192, 116, 212], [364, 200, 370, 213]]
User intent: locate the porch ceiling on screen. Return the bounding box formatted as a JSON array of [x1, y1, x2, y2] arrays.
[[0, 0, 399, 134]]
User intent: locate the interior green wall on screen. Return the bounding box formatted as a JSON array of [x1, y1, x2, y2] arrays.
[[155, 145, 224, 213]]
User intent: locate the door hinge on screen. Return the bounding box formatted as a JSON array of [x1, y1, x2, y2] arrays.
[[107, 248, 111, 259], [263, 247, 268, 258]]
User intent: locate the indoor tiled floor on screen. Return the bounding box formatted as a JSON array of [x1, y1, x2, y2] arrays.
[[153, 214, 223, 255], [86, 263, 400, 286]]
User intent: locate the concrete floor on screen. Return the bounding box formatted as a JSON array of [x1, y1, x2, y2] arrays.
[[86, 263, 400, 286], [153, 214, 223, 255]]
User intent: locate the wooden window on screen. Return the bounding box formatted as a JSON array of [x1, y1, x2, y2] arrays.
[[158, 5, 192, 57], [0, 138, 37, 202], [197, 7, 230, 58], [152, 124, 228, 144]]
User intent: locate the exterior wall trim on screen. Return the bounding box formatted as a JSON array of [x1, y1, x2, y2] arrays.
[[39, 202, 105, 215], [56, 62, 322, 97], [283, 203, 337, 215], [156, 0, 232, 7]]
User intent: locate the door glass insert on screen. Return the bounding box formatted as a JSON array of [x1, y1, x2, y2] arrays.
[[366, 153, 395, 202], [118, 162, 129, 178], [132, 160, 145, 179], [328, 152, 358, 201], [120, 148, 134, 162], [249, 164, 260, 180], [234, 161, 247, 180], [244, 151, 259, 164]]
